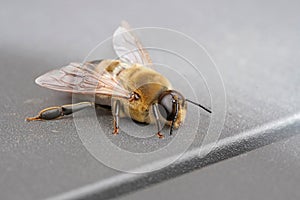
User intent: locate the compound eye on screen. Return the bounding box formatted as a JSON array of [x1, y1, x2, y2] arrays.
[[158, 93, 174, 120]]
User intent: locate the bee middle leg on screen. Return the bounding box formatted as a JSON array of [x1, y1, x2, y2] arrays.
[[112, 100, 120, 135], [26, 102, 94, 121]]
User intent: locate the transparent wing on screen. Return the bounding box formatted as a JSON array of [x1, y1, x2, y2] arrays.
[[113, 20, 152, 65], [35, 62, 131, 99]]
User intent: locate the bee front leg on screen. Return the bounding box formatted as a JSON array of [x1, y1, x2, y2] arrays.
[[112, 100, 120, 135], [152, 103, 164, 139], [26, 102, 94, 121]]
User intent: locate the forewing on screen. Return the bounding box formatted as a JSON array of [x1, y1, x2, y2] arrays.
[[35, 62, 131, 99], [113, 21, 152, 65]]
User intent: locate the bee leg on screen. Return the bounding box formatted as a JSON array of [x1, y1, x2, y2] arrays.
[[112, 100, 120, 135], [169, 98, 179, 136], [152, 103, 164, 139], [26, 102, 94, 121]]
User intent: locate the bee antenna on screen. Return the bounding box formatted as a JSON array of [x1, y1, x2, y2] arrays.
[[186, 99, 212, 113]]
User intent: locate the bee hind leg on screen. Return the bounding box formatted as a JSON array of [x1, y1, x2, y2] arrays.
[[26, 102, 94, 121]]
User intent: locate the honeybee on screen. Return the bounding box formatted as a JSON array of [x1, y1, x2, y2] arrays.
[[26, 21, 211, 138]]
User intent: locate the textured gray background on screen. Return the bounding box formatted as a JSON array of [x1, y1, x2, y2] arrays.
[[1, 1, 300, 200]]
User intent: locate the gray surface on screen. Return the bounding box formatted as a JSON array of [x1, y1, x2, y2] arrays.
[[0, 1, 300, 200], [118, 134, 300, 200]]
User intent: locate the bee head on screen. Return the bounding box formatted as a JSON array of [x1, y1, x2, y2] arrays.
[[157, 90, 186, 129], [157, 90, 211, 135]]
